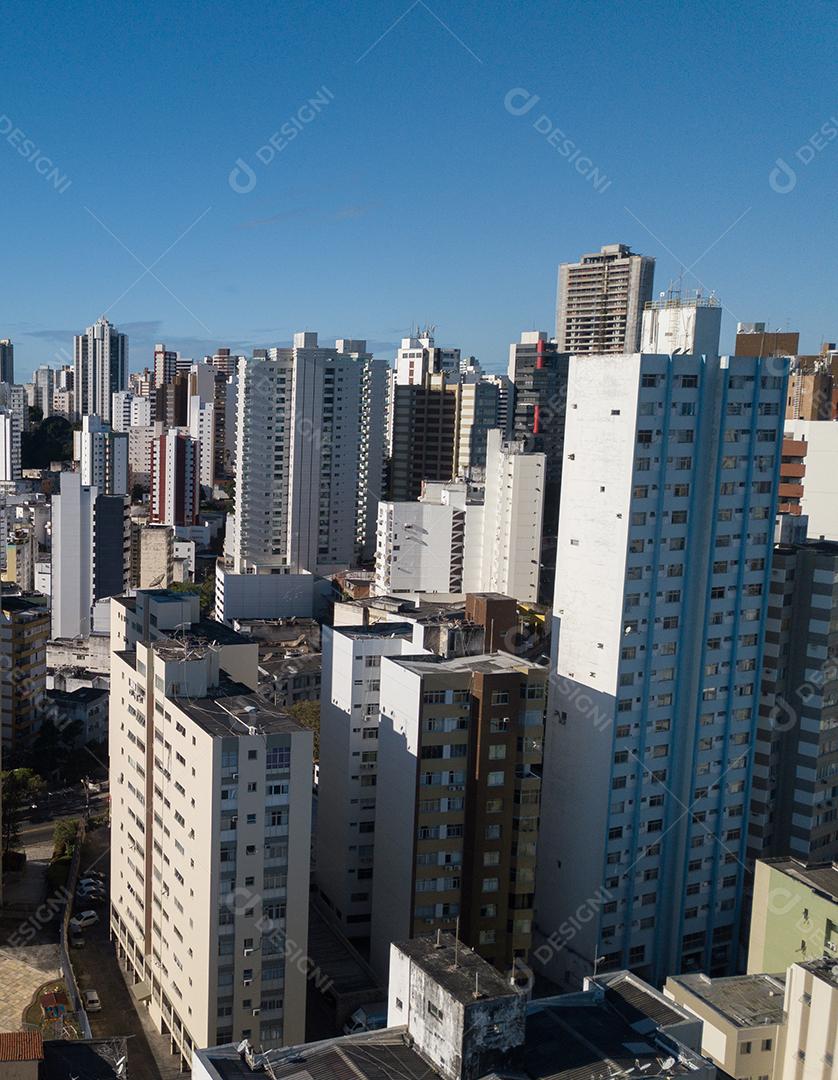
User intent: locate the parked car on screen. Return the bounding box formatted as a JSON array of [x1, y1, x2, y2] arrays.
[[69, 911, 99, 932], [76, 888, 106, 902], [83, 990, 101, 1012], [78, 881, 106, 894], [79, 872, 105, 885]]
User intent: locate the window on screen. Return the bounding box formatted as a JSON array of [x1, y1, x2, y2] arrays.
[[482, 878, 499, 892], [266, 747, 291, 770], [487, 771, 505, 787], [488, 745, 507, 760], [491, 691, 510, 705]]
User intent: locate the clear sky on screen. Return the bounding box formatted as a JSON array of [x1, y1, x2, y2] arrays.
[[3, 0, 836, 378]]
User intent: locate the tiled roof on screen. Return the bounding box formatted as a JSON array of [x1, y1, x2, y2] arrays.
[[0, 1031, 44, 1061]]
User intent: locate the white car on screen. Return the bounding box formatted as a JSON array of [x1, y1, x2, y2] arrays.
[[69, 911, 99, 932], [83, 989, 101, 1012]]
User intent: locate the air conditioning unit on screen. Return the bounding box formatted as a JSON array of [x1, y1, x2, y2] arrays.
[[251, 1008, 260, 1016], [243, 978, 252, 986], [244, 947, 254, 956]]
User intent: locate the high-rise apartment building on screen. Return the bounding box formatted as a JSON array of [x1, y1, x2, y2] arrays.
[[51, 471, 129, 638], [394, 331, 460, 386], [77, 415, 129, 495], [388, 373, 460, 501], [73, 317, 128, 422], [188, 395, 216, 489], [232, 333, 386, 575], [507, 331, 569, 600], [749, 539, 838, 863], [155, 370, 189, 428], [0, 409, 21, 483], [0, 339, 14, 384], [150, 426, 201, 527], [556, 243, 655, 354], [455, 377, 502, 473], [536, 351, 788, 988], [370, 649, 545, 980], [109, 590, 313, 1063], [316, 621, 425, 940], [640, 292, 722, 356], [376, 431, 545, 603], [32, 365, 54, 418], [0, 595, 49, 750], [153, 342, 179, 387]]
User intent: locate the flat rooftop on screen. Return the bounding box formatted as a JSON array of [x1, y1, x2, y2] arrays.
[[197, 978, 710, 1080], [761, 856, 838, 903], [525, 996, 707, 1080], [338, 595, 468, 621], [198, 1029, 436, 1080], [333, 621, 416, 641], [799, 955, 838, 988], [668, 972, 786, 1027], [174, 677, 306, 738], [395, 932, 515, 1003], [392, 651, 544, 677]]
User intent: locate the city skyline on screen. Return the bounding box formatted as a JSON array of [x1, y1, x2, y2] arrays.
[[3, 0, 837, 377]]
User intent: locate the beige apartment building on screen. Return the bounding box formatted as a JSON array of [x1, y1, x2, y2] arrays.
[[665, 971, 785, 1079], [370, 651, 545, 981], [109, 590, 312, 1064]]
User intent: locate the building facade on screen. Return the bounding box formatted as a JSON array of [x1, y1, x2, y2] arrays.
[[109, 592, 313, 1063], [556, 243, 655, 354], [371, 651, 545, 981], [536, 351, 788, 987], [73, 317, 127, 422]]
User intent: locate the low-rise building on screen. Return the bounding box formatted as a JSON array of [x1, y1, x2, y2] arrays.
[[665, 970, 785, 1079], [193, 935, 714, 1080]]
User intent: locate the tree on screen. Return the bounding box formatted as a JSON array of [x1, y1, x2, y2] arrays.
[[1, 769, 46, 853], [288, 700, 320, 761], [169, 574, 215, 616], [21, 416, 73, 469], [29, 715, 85, 782]]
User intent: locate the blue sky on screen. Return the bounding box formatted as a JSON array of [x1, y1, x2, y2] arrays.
[[3, 0, 836, 378]]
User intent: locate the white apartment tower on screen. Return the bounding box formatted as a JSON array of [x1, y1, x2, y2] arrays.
[[73, 316, 128, 422], [536, 351, 788, 988], [33, 365, 55, 418], [395, 330, 460, 386], [233, 333, 386, 575], [556, 244, 655, 354], [78, 415, 129, 495], [51, 471, 129, 638], [0, 410, 21, 483], [375, 430, 545, 602], [189, 394, 216, 488], [316, 621, 425, 939], [109, 590, 313, 1063]]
